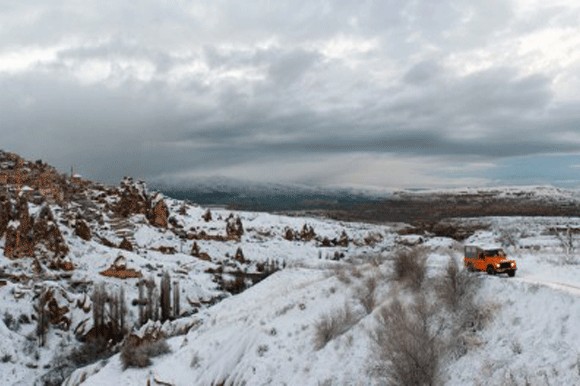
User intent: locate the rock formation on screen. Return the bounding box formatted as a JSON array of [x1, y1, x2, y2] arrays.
[[119, 237, 134, 252], [4, 197, 35, 258], [100, 255, 142, 279], [74, 218, 92, 241], [114, 177, 149, 217], [148, 193, 169, 228], [4, 200, 69, 261], [300, 224, 316, 241], [226, 214, 244, 239]]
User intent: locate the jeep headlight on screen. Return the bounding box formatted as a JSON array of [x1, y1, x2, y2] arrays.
[[496, 264, 500, 268], [511, 262, 515, 267]]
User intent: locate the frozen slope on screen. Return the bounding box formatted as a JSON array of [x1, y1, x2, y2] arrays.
[[69, 237, 580, 385]]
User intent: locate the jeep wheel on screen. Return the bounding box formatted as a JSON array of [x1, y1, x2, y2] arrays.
[[507, 270, 516, 277], [467, 263, 475, 272], [486, 265, 495, 275]]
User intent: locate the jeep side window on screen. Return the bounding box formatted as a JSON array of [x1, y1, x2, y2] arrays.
[[479, 253, 484, 259]]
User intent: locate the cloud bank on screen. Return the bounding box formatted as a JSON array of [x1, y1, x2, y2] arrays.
[[2, 0, 580, 188]]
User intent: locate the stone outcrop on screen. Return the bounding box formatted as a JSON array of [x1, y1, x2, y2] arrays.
[[190, 241, 200, 257], [300, 224, 316, 241], [113, 255, 127, 270], [284, 227, 296, 241], [4, 200, 69, 261], [51, 256, 74, 271], [33, 205, 70, 259], [119, 237, 134, 252], [4, 197, 35, 258], [197, 252, 211, 261], [114, 177, 149, 217], [336, 230, 349, 247], [0, 195, 13, 237], [112, 178, 170, 229], [74, 218, 92, 241], [190, 242, 211, 261], [234, 247, 245, 263], [154, 246, 177, 254], [0, 151, 68, 204], [37, 286, 73, 331], [100, 255, 142, 279], [46, 290, 72, 329], [202, 209, 212, 222], [226, 214, 244, 239], [148, 193, 169, 228]]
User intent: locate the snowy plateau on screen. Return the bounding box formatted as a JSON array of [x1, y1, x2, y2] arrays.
[[0, 155, 579, 385]]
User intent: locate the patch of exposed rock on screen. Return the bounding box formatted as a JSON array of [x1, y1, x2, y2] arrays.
[[119, 237, 134, 251], [4, 198, 69, 262], [112, 178, 169, 229], [74, 218, 92, 241], [148, 193, 169, 228], [114, 177, 149, 217], [226, 214, 244, 239]]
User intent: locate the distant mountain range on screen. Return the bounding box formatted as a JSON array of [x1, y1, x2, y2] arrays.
[[154, 177, 580, 222], [152, 177, 387, 212]]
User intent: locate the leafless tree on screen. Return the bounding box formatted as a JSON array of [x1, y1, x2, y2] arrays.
[[35, 289, 50, 347], [393, 247, 428, 290], [160, 271, 172, 322], [173, 280, 180, 319], [145, 277, 156, 322], [91, 283, 106, 334]]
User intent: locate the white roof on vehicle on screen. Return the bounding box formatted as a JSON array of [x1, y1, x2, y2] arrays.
[[465, 245, 504, 250]]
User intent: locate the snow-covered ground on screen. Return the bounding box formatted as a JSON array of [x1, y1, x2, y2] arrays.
[[64, 216, 580, 386], [1, 189, 580, 385]]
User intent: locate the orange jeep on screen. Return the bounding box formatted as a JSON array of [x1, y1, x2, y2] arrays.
[[464, 246, 517, 277]]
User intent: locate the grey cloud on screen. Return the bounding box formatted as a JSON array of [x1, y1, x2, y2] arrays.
[[1, 1, 580, 188], [403, 61, 444, 85]]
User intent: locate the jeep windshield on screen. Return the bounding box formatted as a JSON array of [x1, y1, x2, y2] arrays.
[[483, 249, 505, 257]]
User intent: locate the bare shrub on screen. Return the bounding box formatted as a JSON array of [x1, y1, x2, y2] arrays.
[[350, 265, 363, 278], [313, 304, 358, 350], [40, 337, 111, 385], [393, 247, 428, 290], [3, 311, 19, 332], [355, 275, 379, 315], [510, 340, 523, 355], [332, 264, 352, 285], [462, 302, 496, 334], [549, 226, 580, 264], [190, 352, 202, 368], [436, 257, 477, 311], [552, 226, 575, 256], [257, 344, 269, 357], [435, 261, 497, 359], [498, 228, 519, 250], [370, 296, 441, 386], [121, 338, 171, 369]]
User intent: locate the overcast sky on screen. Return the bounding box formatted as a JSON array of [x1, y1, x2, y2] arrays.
[[2, 0, 580, 189]]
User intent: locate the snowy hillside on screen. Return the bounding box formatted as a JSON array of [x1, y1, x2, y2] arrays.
[[67, 217, 580, 386], [0, 151, 579, 385]]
